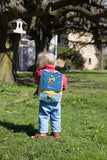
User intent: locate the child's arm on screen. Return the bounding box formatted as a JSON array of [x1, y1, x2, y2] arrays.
[[34, 70, 41, 95], [62, 74, 67, 91], [34, 70, 41, 86]]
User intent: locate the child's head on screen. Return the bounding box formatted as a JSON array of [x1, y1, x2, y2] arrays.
[[36, 52, 55, 69]]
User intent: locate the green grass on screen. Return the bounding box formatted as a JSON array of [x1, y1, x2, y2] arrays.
[[0, 71, 107, 160]]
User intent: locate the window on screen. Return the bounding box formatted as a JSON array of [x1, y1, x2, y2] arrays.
[[89, 58, 91, 65]]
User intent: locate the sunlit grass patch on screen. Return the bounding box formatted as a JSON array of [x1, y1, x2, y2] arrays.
[[0, 71, 107, 160]]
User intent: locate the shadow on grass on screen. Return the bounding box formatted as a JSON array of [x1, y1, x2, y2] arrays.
[[64, 71, 107, 75], [16, 79, 35, 88], [0, 121, 38, 137], [16, 72, 36, 87]]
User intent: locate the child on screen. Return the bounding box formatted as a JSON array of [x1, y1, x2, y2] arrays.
[[31, 52, 67, 139]]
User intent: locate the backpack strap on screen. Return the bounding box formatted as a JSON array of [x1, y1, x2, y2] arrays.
[[43, 69, 58, 73]]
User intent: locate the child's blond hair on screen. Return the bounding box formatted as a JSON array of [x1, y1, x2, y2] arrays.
[[36, 52, 55, 69]]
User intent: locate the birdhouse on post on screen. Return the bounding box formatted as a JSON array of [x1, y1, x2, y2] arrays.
[[7, 18, 27, 34]]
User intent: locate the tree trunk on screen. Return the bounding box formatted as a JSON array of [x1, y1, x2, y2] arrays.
[[32, 19, 52, 61], [0, 31, 20, 84], [35, 31, 52, 60], [0, 51, 15, 84], [100, 44, 103, 70]]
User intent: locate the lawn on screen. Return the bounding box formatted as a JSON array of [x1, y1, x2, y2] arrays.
[[0, 71, 107, 160]]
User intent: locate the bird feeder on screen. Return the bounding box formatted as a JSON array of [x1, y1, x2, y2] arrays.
[[7, 18, 27, 34]]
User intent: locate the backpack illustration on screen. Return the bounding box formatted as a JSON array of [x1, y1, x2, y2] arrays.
[[38, 69, 62, 102]]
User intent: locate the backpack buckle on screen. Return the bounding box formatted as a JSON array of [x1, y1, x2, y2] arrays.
[[48, 91, 52, 98]]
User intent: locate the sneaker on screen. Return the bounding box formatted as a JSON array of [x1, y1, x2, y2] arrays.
[[51, 132, 59, 138], [31, 133, 47, 139]]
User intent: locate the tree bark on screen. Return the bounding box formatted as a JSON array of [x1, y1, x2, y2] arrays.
[[0, 52, 15, 84], [0, 32, 20, 84]]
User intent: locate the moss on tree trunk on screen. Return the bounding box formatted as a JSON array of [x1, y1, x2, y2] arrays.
[[0, 52, 15, 84], [0, 31, 20, 84]]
